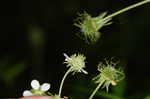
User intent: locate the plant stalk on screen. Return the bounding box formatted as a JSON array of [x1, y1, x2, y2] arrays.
[[103, 0, 150, 21], [89, 80, 104, 99], [58, 68, 72, 98]]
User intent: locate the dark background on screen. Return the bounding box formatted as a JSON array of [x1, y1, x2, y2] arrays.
[[0, 0, 150, 99]]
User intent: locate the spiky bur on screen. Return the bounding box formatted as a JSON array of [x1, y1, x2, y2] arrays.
[[58, 53, 88, 98], [63, 53, 88, 74], [89, 58, 125, 99], [74, 12, 112, 44], [93, 62, 124, 91]]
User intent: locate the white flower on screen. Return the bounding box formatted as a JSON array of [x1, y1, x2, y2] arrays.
[[63, 53, 88, 74], [23, 79, 50, 96]]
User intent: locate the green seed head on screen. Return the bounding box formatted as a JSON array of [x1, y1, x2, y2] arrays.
[[93, 58, 125, 92], [63, 53, 88, 74], [74, 12, 112, 44]]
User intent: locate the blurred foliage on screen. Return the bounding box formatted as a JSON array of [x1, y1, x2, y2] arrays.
[[111, 80, 126, 99], [0, 56, 26, 85], [144, 95, 150, 99]]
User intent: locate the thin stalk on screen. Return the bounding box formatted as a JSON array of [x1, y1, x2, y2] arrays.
[[89, 80, 104, 99], [58, 68, 72, 98], [103, 0, 150, 21]]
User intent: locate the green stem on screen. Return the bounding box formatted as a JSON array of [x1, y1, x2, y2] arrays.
[[58, 68, 72, 98], [103, 0, 150, 21], [89, 80, 104, 99]]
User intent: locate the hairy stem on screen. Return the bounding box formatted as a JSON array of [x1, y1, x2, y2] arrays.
[[58, 68, 72, 98]]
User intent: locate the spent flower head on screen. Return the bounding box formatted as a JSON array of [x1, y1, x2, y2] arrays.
[[63, 53, 88, 74], [93, 58, 125, 92], [23, 79, 50, 96], [74, 11, 112, 44]]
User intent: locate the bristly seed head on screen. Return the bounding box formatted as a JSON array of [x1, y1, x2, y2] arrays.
[[93, 58, 125, 92], [74, 11, 112, 44], [63, 53, 88, 74]]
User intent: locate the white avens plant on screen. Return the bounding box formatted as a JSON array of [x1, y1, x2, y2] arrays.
[[22, 0, 150, 98], [23, 79, 50, 96]]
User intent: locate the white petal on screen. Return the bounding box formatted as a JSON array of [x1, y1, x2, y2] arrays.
[[81, 69, 88, 74], [23, 90, 33, 96], [63, 53, 71, 61], [31, 79, 40, 90], [40, 83, 50, 92]]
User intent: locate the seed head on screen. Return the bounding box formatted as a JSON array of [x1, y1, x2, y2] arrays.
[[93, 58, 125, 92], [63, 53, 88, 74], [74, 12, 112, 44]]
